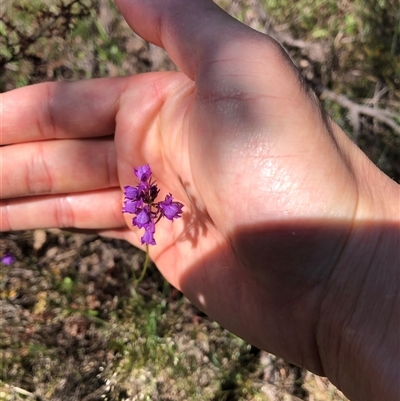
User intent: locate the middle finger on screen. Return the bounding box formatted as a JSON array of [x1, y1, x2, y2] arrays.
[[1, 137, 118, 198]]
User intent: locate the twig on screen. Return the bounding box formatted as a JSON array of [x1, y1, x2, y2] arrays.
[[321, 89, 400, 135], [245, 1, 399, 137], [0, 381, 39, 400]]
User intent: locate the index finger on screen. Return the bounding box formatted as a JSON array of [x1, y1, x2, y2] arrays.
[[1, 77, 127, 145]]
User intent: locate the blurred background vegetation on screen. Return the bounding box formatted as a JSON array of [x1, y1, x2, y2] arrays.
[[1, 0, 398, 400]]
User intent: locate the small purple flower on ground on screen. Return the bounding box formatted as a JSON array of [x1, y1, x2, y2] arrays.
[[122, 165, 184, 245], [1, 253, 15, 265]]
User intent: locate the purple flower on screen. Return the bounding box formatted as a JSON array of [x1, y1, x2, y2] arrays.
[[134, 164, 152, 182], [141, 230, 156, 245], [122, 165, 184, 246], [159, 194, 184, 220], [1, 253, 15, 265], [133, 207, 151, 229], [122, 199, 142, 214], [124, 185, 140, 200], [141, 221, 156, 245]]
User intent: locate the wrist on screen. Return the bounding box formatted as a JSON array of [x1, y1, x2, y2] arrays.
[[316, 141, 400, 401]]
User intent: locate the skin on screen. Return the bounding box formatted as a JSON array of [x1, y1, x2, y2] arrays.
[[1, 0, 399, 399]]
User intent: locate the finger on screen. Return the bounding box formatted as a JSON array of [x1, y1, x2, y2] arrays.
[[0, 189, 125, 231], [1, 138, 118, 198], [115, 0, 277, 80], [1, 74, 170, 145], [1, 78, 122, 145]]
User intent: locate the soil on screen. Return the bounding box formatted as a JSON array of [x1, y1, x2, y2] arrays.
[[0, 230, 347, 401]]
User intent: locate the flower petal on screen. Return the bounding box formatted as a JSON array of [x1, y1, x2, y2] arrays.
[[132, 207, 151, 228], [159, 194, 184, 220], [141, 228, 156, 245], [124, 185, 140, 200], [134, 164, 152, 182], [122, 199, 142, 214], [1, 253, 15, 265]]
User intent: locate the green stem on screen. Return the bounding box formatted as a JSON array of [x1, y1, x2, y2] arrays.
[[135, 244, 150, 285]]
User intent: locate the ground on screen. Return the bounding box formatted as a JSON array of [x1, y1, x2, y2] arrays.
[[0, 229, 348, 401]]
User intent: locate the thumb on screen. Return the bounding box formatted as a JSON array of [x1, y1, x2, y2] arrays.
[[114, 0, 283, 81], [114, 0, 311, 132]]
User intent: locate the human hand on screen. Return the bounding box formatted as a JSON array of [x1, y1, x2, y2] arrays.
[[1, 1, 399, 400]]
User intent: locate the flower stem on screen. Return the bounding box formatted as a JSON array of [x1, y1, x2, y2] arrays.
[[135, 244, 150, 285]]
